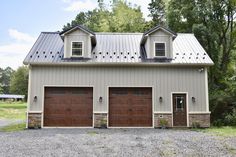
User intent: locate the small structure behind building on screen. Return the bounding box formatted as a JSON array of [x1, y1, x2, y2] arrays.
[[0, 94, 25, 101]]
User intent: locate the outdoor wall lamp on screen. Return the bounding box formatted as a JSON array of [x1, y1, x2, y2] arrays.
[[33, 96, 37, 102], [192, 97, 196, 103], [159, 96, 163, 103], [198, 68, 204, 73], [99, 96, 103, 103]]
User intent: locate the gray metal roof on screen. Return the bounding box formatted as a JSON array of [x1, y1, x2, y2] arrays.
[[0, 94, 25, 99], [23, 32, 213, 65]]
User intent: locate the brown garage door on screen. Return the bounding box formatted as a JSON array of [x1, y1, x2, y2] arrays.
[[44, 87, 93, 127], [109, 87, 152, 127]]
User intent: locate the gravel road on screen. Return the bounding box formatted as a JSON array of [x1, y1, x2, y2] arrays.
[[0, 128, 235, 157]]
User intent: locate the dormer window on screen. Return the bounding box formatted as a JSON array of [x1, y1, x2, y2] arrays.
[[154, 42, 166, 57], [72, 41, 83, 57]]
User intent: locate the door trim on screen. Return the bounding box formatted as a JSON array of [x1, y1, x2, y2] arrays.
[[171, 92, 189, 127], [42, 85, 94, 128], [107, 86, 154, 128]]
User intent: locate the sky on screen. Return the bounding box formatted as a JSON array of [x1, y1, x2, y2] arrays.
[[0, 0, 150, 70]]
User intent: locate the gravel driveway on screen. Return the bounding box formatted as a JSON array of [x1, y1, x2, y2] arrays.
[[0, 128, 235, 157]]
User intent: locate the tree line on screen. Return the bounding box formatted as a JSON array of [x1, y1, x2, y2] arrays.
[[0, 66, 28, 100], [64, 0, 236, 126]]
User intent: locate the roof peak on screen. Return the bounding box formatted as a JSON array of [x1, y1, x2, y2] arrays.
[[41, 32, 60, 34]]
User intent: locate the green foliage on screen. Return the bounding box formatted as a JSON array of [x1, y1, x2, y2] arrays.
[[200, 126, 236, 137], [0, 102, 27, 120], [192, 122, 201, 128], [159, 119, 168, 127], [0, 67, 14, 94], [63, 0, 146, 32], [167, 0, 236, 126], [0, 123, 26, 132], [10, 66, 28, 99], [109, 1, 145, 32], [148, 0, 166, 26]]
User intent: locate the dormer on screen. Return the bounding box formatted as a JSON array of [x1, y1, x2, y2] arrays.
[[141, 25, 176, 59], [60, 25, 96, 58]]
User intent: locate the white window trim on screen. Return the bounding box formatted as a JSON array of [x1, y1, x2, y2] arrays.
[[71, 41, 84, 57], [153, 42, 167, 58]]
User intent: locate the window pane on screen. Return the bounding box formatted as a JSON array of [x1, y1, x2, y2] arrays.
[[72, 42, 82, 49], [176, 96, 184, 111], [72, 49, 82, 56], [155, 43, 165, 56]]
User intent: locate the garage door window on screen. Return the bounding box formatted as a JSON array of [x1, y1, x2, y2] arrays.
[[112, 90, 128, 95], [72, 90, 87, 95]]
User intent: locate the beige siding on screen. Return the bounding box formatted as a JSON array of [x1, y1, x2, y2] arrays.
[[145, 30, 173, 58], [64, 29, 91, 58], [28, 65, 209, 113]]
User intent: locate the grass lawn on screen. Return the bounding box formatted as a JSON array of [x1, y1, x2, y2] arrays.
[[0, 102, 27, 120], [0, 123, 26, 132], [0, 101, 27, 132], [194, 126, 236, 137]]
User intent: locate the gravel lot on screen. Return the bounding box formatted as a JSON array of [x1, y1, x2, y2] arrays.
[[0, 128, 235, 157]]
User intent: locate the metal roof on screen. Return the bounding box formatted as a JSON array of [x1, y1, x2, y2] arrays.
[[23, 32, 213, 65], [0, 94, 25, 99]]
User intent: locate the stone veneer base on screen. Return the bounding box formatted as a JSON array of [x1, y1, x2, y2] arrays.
[[27, 112, 210, 128], [94, 113, 108, 128], [154, 113, 173, 128], [28, 113, 42, 129], [189, 113, 210, 128]]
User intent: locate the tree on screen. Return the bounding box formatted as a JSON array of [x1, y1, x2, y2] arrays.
[[148, 0, 166, 26], [167, 0, 236, 124], [109, 1, 146, 32], [0, 68, 3, 94], [0, 67, 14, 94], [63, 0, 146, 32], [10, 66, 28, 99]]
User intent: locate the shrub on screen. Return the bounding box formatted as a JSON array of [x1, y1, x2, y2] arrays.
[[159, 119, 168, 128], [192, 122, 201, 128], [224, 111, 236, 126]]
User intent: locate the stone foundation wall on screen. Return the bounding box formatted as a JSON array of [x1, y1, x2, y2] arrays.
[[28, 113, 42, 129], [154, 113, 172, 128], [189, 113, 210, 128], [94, 113, 108, 128]]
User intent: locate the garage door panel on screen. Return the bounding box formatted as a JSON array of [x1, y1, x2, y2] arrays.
[[44, 115, 71, 126], [109, 87, 152, 127], [44, 87, 93, 127]]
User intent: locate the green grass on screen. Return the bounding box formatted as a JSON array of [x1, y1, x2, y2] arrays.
[[194, 126, 236, 137], [0, 102, 27, 120], [0, 123, 26, 132]]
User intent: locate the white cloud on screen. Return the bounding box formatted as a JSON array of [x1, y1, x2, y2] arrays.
[[0, 29, 36, 69], [8, 29, 36, 43], [63, 0, 98, 12]]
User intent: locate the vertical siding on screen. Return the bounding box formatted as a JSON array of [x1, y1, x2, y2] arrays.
[[29, 65, 208, 113], [64, 30, 91, 58], [145, 30, 173, 58]]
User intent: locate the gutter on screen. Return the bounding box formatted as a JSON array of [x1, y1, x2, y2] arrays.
[[23, 61, 214, 67]]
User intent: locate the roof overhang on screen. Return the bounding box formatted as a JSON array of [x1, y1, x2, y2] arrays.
[[141, 25, 177, 45], [60, 25, 95, 36], [60, 25, 96, 45], [25, 62, 214, 67]]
